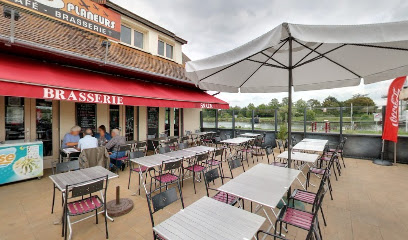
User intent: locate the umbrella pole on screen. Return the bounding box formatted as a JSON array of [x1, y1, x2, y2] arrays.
[[287, 37, 293, 169]]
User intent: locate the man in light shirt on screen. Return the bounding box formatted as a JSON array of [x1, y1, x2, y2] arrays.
[[77, 128, 98, 151]]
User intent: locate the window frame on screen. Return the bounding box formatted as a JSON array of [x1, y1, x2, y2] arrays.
[[120, 23, 146, 51], [158, 38, 174, 60]]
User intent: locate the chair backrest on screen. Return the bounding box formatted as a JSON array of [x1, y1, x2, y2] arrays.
[[203, 168, 222, 196], [228, 156, 243, 178], [178, 142, 188, 150], [213, 148, 224, 157], [129, 151, 145, 159], [53, 160, 80, 174], [158, 145, 171, 154], [169, 138, 178, 144], [160, 133, 167, 138], [196, 152, 208, 163], [162, 159, 183, 172], [276, 139, 284, 148], [225, 134, 231, 139], [195, 129, 200, 133], [147, 134, 156, 140], [146, 187, 184, 228], [118, 144, 131, 152], [126, 140, 135, 144], [181, 136, 189, 142], [185, 130, 191, 136], [214, 136, 221, 142], [67, 175, 108, 199]]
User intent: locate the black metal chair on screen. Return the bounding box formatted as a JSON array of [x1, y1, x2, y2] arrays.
[[204, 168, 238, 205], [128, 151, 148, 195], [51, 160, 80, 214], [266, 146, 288, 167], [275, 174, 326, 240], [146, 186, 184, 240], [290, 168, 330, 227], [307, 153, 336, 201], [328, 137, 347, 168], [207, 148, 225, 178], [63, 176, 109, 240], [183, 152, 208, 194], [149, 159, 183, 193], [227, 156, 245, 179], [178, 142, 189, 150], [111, 144, 131, 174]]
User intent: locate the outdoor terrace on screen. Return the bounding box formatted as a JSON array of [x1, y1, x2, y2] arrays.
[[1, 151, 407, 240]]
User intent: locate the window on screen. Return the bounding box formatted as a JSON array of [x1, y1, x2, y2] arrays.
[[134, 30, 144, 49], [109, 105, 120, 132], [36, 100, 52, 156], [125, 106, 134, 141], [5, 97, 24, 141], [158, 40, 165, 56], [121, 25, 131, 45], [166, 43, 173, 59], [158, 40, 174, 59]]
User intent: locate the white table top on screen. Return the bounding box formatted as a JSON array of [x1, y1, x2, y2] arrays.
[[301, 138, 329, 144], [277, 151, 320, 163], [293, 140, 327, 153], [218, 164, 300, 208], [184, 146, 215, 153], [191, 132, 216, 136], [240, 133, 261, 137], [49, 166, 117, 192], [221, 137, 254, 145], [162, 150, 198, 159], [130, 154, 173, 169], [153, 197, 265, 240]]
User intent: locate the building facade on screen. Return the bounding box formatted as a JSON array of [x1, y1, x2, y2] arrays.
[[0, 0, 228, 169]]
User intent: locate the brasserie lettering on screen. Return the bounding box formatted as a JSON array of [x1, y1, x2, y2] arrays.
[[43, 88, 124, 105]]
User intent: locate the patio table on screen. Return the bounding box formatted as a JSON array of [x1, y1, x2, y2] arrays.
[[162, 149, 199, 159], [293, 139, 328, 153], [153, 196, 265, 240], [240, 133, 261, 138], [221, 137, 254, 157], [184, 145, 215, 153], [277, 151, 321, 189], [218, 163, 300, 237]]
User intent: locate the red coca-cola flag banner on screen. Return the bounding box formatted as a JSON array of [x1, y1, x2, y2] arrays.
[[382, 76, 407, 142]]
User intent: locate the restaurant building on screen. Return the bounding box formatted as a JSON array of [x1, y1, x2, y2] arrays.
[[0, 0, 228, 170]]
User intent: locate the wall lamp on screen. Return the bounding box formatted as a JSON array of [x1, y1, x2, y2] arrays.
[[3, 8, 20, 21]]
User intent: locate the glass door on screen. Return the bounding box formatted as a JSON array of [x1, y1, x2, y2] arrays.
[[36, 99, 53, 157], [147, 107, 159, 138], [174, 108, 180, 136], [165, 108, 170, 136], [5, 97, 25, 141], [125, 106, 134, 141]]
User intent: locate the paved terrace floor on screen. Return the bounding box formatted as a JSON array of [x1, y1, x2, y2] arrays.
[[1, 151, 408, 240]]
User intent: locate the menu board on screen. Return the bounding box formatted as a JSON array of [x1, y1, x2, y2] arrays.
[[76, 103, 97, 132], [147, 107, 159, 136]]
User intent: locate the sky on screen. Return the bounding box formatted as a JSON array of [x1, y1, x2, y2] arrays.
[[112, 0, 408, 107]]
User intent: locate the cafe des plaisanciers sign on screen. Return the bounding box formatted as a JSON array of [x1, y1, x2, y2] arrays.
[[3, 0, 121, 40]]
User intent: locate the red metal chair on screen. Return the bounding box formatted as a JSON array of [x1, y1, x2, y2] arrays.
[[128, 151, 149, 195], [204, 168, 238, 205], [149, 158, 183, 193]]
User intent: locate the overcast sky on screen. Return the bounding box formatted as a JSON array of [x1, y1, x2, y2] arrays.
[[112, 0, 408, 107]]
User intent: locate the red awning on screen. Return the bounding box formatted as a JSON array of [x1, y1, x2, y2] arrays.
[[0, 54, 228, 109]]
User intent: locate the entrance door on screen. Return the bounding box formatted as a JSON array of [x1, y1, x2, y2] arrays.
[[174, 108, 180, 137], [147, 107, 159, 138]]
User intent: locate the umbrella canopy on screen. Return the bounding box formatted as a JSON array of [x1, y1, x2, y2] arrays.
[[186, 21, 408, 93], [185, 21, 408, 167]]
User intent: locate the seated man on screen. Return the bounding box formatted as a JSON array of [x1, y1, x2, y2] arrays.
[[77, 128, 98, 151], [105, 129, 126, 170], [62, 126, 81, 149]]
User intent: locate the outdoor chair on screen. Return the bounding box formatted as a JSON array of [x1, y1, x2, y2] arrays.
[[204, 168, 238, 206], [274, 176, 326, 240], [319, 147, 341, 180], [225, 134, 231, 139], [265, 146, 287, 167], [227, 155, 245, 179], [166, 138, 178, 151], [275, 139, 285, 153], [111, 144, 131, 174], [182, 152, 209, 194], [62, 176, 109, 240], [147, 187, 184, 240], [158, 145, 171, 154], [257, 230, 288, 240], [180, 136, 189, 143], [207, 148, 225, 178], [51, 160, 80, 214], [306, 154, 336, 200], [135, 141, 147, 155], [252, 135, 266, 161], [289, 169, 330, 227], [213, 136, 223, 148], [328, 137, 347, 168], [149, 159, 183, 193], [128, 151, 149, 195], [202, 132, 215, 146], [237, 139, 254, 166], [159, 133, 167, 138]]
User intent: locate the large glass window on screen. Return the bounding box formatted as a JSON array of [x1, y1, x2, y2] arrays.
[[147, 107, 159, 138], [134, 30, 144, 49], [165, 108, 170, 136], [121, 25, 131, 45], [125, 106, 134, 141], [166, 43, 173, 59], [5, 97, 24, 141], [158, 40, 165, 56], [36, 100, 52, 156], [76, 103, 97, 133], [109, 105, 120, 132]]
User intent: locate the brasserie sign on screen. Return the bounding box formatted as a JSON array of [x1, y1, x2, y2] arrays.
[[3, 0, 121, 40]]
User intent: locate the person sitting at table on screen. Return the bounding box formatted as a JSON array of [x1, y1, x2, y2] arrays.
[[77, 128, 98, 151], [95, 125, 112, 146], [62, 126, 81, 149], [105, 129, 126, 171]]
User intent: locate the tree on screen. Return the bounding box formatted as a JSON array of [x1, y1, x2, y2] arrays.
[[281, 97, 289, 106], [268, 98, 280, 110], [307, 99, 321, 109], [306, 109, 316, 121], [322, 96, 341, 115], [344, 94, 376, 114], [295, 99, 307, 113]]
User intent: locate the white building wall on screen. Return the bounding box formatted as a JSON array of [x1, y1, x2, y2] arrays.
[[183, 108, 201, 134]]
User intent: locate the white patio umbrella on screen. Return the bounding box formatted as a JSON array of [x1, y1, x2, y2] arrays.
[[186, 21, 408, 167]]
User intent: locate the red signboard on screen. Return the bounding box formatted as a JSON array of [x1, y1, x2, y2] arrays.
[[382, 76, 406, 142]]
